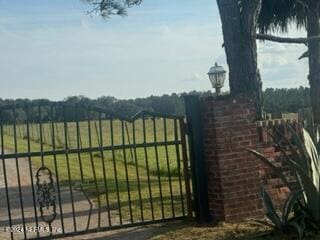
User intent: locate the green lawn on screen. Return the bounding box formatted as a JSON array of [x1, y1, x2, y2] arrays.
[[1, 118, 189, 222]]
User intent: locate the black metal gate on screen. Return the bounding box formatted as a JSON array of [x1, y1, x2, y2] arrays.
[[0, 103, 192, 240]]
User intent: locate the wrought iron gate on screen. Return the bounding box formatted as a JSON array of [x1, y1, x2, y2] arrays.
[[0, 103, 192, 239]]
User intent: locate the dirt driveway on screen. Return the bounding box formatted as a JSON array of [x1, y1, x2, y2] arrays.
[[0, 154, 111, 239]]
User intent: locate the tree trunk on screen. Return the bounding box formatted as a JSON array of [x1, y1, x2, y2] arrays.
[[217, 0, 263, 118], [307, 1, 320, 125]]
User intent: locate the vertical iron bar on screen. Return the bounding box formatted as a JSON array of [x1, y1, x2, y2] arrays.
[[142, 116, 154, 220], [179, 118, 193, 218], [75, 105, 84, 182], [163, 118, 175, 217], [125, 123, 134, 163], [132, 121, 144, 221], [74, 107, 88, 229], [38, 105, 53, 237], [38, 105, 44, 167], [174, 119, 185, 216], [87, 109, 102, 229], [0, 111, 13, 240], [152, 117, 165, 219], [98, 112, 112, 227], [62, 105, 77, 232], [26, 106, 40, 238], [94, 121, 101, 147], [121, 120, 133, 223], [50, 106, 65, 234], [13, 105, 27, 239], [110, 117, 122, 224]]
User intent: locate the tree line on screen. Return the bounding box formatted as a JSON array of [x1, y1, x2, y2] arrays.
[[0, 87, 311, 123], [0, 91, 210, 123], [263, 87, 310, 118]]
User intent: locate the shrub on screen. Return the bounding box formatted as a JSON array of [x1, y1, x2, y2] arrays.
[[248, 126, 320, 239]]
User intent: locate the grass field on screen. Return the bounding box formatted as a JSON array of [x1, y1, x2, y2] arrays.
[[1, 117, 189, 223]]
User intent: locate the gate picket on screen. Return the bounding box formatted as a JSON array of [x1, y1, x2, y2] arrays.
[[0, 104, 191, 240]]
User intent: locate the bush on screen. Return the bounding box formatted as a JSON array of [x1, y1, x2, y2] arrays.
[[248, 126, 320, 239]]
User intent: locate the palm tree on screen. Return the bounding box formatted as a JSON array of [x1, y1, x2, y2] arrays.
[[257, 0, 320, 126]]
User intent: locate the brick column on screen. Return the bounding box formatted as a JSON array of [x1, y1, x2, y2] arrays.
[[200, 95, 263, 222]]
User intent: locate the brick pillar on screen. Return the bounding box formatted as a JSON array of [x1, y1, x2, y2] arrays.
[[200, 95, 263, 222]]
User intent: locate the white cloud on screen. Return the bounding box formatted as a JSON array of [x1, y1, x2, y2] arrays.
[[0, 0, 310, 100], [183, 72, 207, 82], [257, 27, 309, 90], [0, 15, 224, 99]]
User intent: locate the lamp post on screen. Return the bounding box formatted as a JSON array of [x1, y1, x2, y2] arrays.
[[207, 62, 226, 95]]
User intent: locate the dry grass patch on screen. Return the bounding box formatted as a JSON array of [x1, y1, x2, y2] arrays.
[[150, 220, 275, 240], [149, 220, 320, 240]]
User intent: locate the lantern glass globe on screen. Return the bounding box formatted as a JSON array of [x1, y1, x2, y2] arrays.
[[207, 62, 226, 92]]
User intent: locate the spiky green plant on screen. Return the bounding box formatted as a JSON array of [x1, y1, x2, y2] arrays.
[[248, 126, 320, 239], [259, 188, 308, 239]]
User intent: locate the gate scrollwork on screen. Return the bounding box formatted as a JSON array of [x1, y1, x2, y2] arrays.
[[36, 166, 57, 224]]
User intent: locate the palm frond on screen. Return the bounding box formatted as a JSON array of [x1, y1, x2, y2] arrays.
[[257, 0, 308, 34]]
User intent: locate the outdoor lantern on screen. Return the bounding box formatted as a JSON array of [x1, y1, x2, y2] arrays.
[[207, 62, 226, 94]]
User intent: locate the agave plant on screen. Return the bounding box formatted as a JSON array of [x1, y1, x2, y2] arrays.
[[248, 126, 320, 239], [259, 188, 308, 239]]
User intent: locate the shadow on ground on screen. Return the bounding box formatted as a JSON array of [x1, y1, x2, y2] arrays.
[[59, 220, 279, 240]]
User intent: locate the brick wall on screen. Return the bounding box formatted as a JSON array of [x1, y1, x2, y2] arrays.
[[258, 147, 291, 207], [199, 95, 299, 222], [200, 95, 263, 222], [257, 123, 300, 206]]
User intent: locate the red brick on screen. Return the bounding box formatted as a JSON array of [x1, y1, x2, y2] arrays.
[[200, 95, 264, 223], [199, 95, 298, 223]]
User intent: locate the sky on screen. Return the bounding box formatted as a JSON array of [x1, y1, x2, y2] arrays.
[[0, 0, 309, 100]]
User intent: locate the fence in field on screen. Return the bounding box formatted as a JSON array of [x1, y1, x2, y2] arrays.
[[0, 103, 192, 240], [256, 118, 302, 145]]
